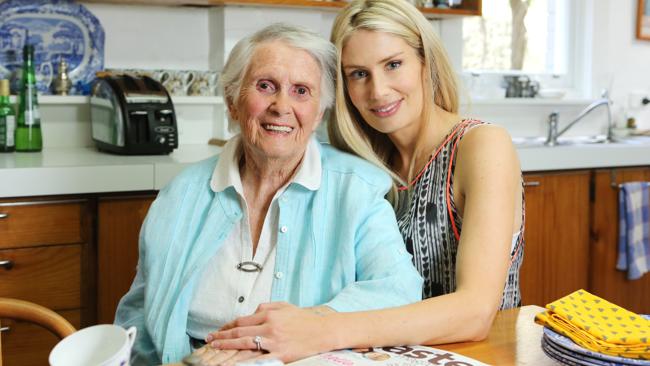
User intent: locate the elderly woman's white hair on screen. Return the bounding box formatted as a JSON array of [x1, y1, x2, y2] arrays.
[[220, 23, 336, 132]]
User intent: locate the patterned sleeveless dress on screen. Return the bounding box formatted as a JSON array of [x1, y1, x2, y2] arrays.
[[396, 119, 525, 309]]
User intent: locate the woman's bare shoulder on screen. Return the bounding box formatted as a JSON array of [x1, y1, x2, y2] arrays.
[[457, 123, 516, 161], [455, 123, 520, 185], [461, 122, 513, 146]]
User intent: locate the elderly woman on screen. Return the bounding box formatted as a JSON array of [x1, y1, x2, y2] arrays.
[[114, 23, 422, 365]]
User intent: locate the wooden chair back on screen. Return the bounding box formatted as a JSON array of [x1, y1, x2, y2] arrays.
[[0, 297, 76, 366]]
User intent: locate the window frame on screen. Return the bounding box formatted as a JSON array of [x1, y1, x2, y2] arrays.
[[450, 0, 592, 99]]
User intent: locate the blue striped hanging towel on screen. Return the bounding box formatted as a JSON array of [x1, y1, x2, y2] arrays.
[[617, 182, 650, 280]]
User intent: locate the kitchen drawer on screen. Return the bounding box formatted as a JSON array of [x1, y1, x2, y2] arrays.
[[0, 245, 81, 310], [0, 199, 87, 250], [1, 309, 80, 366]]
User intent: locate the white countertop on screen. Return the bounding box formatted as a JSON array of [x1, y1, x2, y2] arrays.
[[0, 144, 221, 198], [517, 139, 650, 172], [1, 141, 650, 198]]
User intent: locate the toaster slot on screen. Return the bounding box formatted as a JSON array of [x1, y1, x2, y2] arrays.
[[143, 76, 164, 92], [120, 75, 140, 92], [129, 110, 150, 144]]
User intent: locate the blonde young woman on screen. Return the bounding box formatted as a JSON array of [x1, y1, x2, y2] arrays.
[[206, 0, 525, 362]]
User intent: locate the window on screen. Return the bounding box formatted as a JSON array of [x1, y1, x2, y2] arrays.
[[458, 0, 594, 99], [462, 0, 570, 74]]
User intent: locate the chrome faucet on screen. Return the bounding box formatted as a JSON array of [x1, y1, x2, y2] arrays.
[[545, 112, 559, 146], [544, 90, 613, 146]]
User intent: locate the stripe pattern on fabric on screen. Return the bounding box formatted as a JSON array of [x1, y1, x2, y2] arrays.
[[396, 119, 525, 310], [617, 182, 650, 280]]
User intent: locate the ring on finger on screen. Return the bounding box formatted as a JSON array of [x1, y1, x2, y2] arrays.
[[253, 335, 263, 352]]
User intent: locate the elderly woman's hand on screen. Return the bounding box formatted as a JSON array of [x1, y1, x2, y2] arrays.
[[182, 346, 264, 366], [206, 302, 336, 363]]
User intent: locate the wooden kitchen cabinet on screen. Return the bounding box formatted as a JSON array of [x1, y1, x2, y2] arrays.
[[0, 197, 94, 366], [519, 171, 591, 307], [97, 194, 155, 325], [0, 245, 82, 310], [0, 193, 155, 364], [590, 167, 650, 313]]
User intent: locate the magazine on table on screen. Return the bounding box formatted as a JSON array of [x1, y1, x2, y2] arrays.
[[288, 345, 488, 366]]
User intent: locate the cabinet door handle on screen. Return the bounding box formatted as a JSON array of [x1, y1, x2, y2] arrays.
[[0, 260, 14, 270], [523, 181, 540, 187], [0, 212, 8, 219], [0, 326, 9, 332]]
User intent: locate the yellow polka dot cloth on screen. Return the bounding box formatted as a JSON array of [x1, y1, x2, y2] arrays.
[[535, 289, 650, 359]]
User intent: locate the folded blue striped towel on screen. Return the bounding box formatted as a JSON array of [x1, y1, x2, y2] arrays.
[[617, 182, 650, 280]]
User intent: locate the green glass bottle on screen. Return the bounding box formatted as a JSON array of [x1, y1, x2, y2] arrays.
[[15, 44, 42, 152], [0, 79, 16, 152]]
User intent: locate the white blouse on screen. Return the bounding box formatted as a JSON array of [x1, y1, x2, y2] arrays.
[[186, 135, 321, 339]]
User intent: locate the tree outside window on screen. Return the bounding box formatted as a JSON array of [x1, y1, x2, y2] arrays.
[[463, 0, 568, 74]]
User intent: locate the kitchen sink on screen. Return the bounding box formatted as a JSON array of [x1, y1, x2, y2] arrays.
[[611, 135, 650, 145], [512, 135, 650, 148], [512, 135, 608, 148], [511, 137, 546, 148]]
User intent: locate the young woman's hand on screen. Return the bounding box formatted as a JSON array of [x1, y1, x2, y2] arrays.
[[206, 302, 336, 363]]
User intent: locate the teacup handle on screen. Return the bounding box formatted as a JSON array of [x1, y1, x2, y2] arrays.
[[182, 72, 195, 95], [126, 326, 137, 348], [182, 72, 195, 86], [157, 71, 170, 84]]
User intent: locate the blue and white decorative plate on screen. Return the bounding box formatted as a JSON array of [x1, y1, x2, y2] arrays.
[[542, 315, 650, 366], [543, 336, 628, 366], [0, 0, 104, 95], [542, 338, 604, 366]]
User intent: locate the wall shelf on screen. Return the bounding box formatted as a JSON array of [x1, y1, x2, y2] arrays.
[[80, 0, 482, 19], [171, 95, 224, 105], [8, 95, 89, 105], [8, 95, 224, 105]]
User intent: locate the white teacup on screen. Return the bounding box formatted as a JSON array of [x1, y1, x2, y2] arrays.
[[179, 71, 196, 96], [153, 70, 171, 85], [49, 324, 137, 366]]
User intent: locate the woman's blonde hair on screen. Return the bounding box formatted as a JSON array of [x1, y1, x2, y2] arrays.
[[328, 0, 459, 206]]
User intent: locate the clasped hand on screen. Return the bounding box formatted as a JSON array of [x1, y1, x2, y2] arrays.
[[189, 302, 334, 364]]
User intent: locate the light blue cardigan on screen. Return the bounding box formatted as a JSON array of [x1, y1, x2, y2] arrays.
[[115, 142, 423, 365]]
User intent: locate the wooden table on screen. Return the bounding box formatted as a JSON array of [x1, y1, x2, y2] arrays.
[[166, 305, 557, 366], [435, 305, 556, 365]]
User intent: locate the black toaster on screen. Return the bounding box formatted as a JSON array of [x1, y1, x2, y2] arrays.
[[90, 74, 178, 155]]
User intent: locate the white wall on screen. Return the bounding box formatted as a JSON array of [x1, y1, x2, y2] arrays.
[[84, 4, 342, 72], [84, 4, 213, 71], [85, 3, 440, 70], [590, 0, 650, 129], [222, 6, 338, 61]]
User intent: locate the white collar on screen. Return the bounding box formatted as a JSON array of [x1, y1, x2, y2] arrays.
[[210, 135, 321, 194]]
